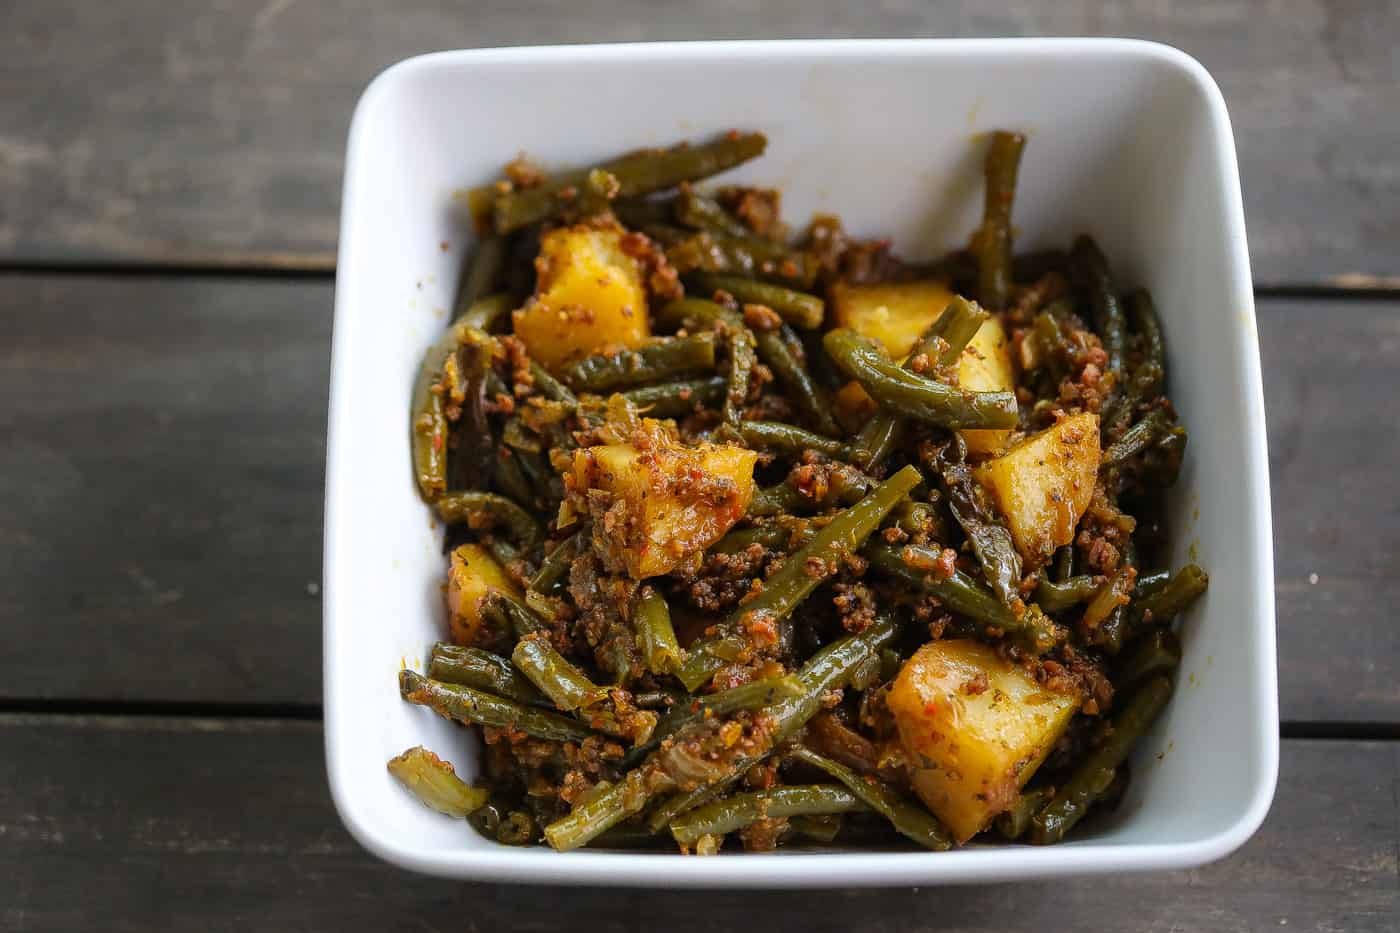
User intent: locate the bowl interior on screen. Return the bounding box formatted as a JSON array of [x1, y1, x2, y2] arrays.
[[327, 40, 1273, 882]]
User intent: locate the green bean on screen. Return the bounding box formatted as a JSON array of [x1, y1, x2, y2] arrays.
[[669, 785, 866, 845], [675, 188, 753, 239], [481, 591, 548, 639], [511, 636, 611, 711], [512, 447, 561, 508], [1102, 409, 1182, 467], [454, 292, 514, 334], [749, 467, 874, 517], [612, 195, 677, 230], [1135, 568, 1171, 597], [994, 786, 1053, 840], [1029, 675, 1173, 845], [399, 670, 594, 743], [522, 361, 575, 408], [529, 531, 582, 595], [559, 333, 718, 392], [493, 445, 537, 507], [618, 376, 727, 417], [938, 438, 1022, 605], [851, 415, 904, 471], [708, 523, 816, 555], [1035, 575, 1101, 613], [496, 809, 540, 846], [655, 297, 762, 427], [1071, 235, 1128, 376], [491, 132, 767, 234], [690, 273, 825, 330], [387, 746, 489, 818], [432, 491, 544, 551], [411, 324, 470, 501], [623, 675, 807, 771], [739, 421, 853, 460], [446, 330, 497, 492], [666, 230, 819, 289], [824, 329, 1018, 430], [1102, 359, 1165, 442], [1116, 629, 1183, 689], [428, 644, 549, 706], [452, 238, 507, 319], [867, 543, 1059, 655], [758, 323, 842, 436], [631, 587, 682, 677], [788, 747, 953, 850], [788, 813, 845, 844], [1131, 564, 1209, 627], [972, 131, 1026, 311], [1125, 287, 1166, 376], [679, 467, 920, 690]]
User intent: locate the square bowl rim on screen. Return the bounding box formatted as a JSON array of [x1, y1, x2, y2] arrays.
[[324, 36, 1278, 887]]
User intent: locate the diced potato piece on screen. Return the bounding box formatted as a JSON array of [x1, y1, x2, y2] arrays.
[[888, 640, 1081, 843], [957, 317, 1017, 455], [570, 423, 757, 578], [445, 544, 520, 646], [973, 412, 1100, 566], [829, 280, 956, 358], [513, 225, 649, 370]]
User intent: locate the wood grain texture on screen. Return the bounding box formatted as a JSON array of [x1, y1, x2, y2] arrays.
[[2, 0, 1397, 285], [1, 715, 1395, 931], [2, 276, 1397, 722]]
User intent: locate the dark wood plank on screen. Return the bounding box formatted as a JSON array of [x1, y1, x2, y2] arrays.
[[2, 277, 1397, 722], [2, 716, 1395, 931], [2, 0, 1397, 286]]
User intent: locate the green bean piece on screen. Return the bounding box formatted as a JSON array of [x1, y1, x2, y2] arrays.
[[891, 497, 949, 542], [788, 747, 953, 850], [631, 587, 683, 677], [824, 329, 1018, 430], [452, 238, 507, 319], [1029, 675, 1174, 845], [788, 813, 845, 845], [739, 421, 853, 460], [1134, 568, 1171, 597], [511, 636, 611, 711], [1102, 359, 1166, 442], [526, 360, 577, 406], [1125, 288, 1167, 376], [618, 376, 727, 417], [679, 467, 920, 690], [757, 323, 842, 436], [690, 273, 825, 330], [612, 195, 677, 230], [708, 523, 816, 555], [675, 188, 753, 239], [972, 131, 1026, 311], [411, 323, 471, 501], [559, 333, 718, 392], [994, 786, 1053, 840], [852, 415, 904, 471], [454, 292, 514, 333], [529, 531, 583, 595], [387, 746, 489, 818], [749, 466, 874, 517], [446, 330, 497, 493], [1102, 409, 1183, 467], [1131, 564, 1209, 627], [867, 543, 1059, 655], [493, 445, 537, 508], [428, 644, 549, 707], [655, 298, 757, 425], [938, 439, 1022, 605], [432, 491, 544, 551], [1071, 236, 1128, 376], [491, 132, 767, 234], [666, 229, 820, 289], [1116, 629, 1183, 689], [399, 670, 594, 743], [669, 785, 866, 846], [480, 591, 549, 639], [496, 809, 539, 845], [1035, 574, 1101, 613]]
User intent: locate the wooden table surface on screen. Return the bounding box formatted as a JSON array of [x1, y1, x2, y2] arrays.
[[3, 3, 1397, 929]]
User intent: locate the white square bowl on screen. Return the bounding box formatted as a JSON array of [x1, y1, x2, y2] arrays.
[[325, 38, 1277, 887]]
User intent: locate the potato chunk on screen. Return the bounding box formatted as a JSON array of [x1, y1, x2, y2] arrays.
[[829, 280, 956, 358], [957, 317, 1016, 455], [513, 225, 649, 370], [888, 640, 1081, 843], [973, 412, 1099, 566], [445, 544, 520, 646], [569, 421, 757, 579]]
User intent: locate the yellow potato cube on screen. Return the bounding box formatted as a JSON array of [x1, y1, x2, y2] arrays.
[[570, 426, 757, 579], [445, 544, 521, 646], [973, 412, 1100, 566], [887, 639, 1081, 843], [829, 280, 956, 358], [513, 225, 649, 370], [957, 317, 1017, 455]]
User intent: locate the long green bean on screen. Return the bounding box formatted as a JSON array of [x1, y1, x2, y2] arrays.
[[528, 531, 583, 595], [670, 785, 866, 846], [1035, 574, 1101, 613], [455, 292, 513, 332], [938, 438, 1022, 605], [387, 746, 489, 818], [1115, 629, 1183, 689], [738, 421, 853, 460], [675, 188, 753, 239], [618, 376, 727, 417], [511, 636, 611, 710], [690, 272, 825, 330], [433, 491, 544, 550], [1071, 235, 1128, 376], [452, 238, 507, 319], [1130, 564, 1209, 626], [973, 131, 1026, 311], [1102, 409, 1182, 467], [559, 333, 718, 392], [631, 587, 682, 676], [994, 786, 1053, 840], [788, 747, 953, 850], [759, 322, 841, 436], [428, 643, 549, 706], [399, 670, 594, 743]]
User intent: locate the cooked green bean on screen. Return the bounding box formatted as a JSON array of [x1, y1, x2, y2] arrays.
[[1116, 629, 1183, 689], [544, 769, 655, 850], [891, 498, 949, 541], [1126, 287, 1166, 375], [1102, 409, 1182, 467], [1035, 574, 1101, 613], [1029, 675, 1173, 845], [679, 467, 919, 690], [529, 531, 582, 595], [453, 238, 507, 319], [788, 747, 953, 850], [455, 292, 513, 333], [1071, 235, 1128, 376], [631, 587, 682, 676], [739, 421, 853, 460], [399, 670, 594, 743], [491, 132, 767, 234], [511, 636, 611, 711], [411, 324, 470, 501], [851, 415, 904, 471], [670, 785, 866, 846], [493, 445, 537, 507], [749, 466, 874, 517], [1134, 568, 1172, 597], [758, 323, 841, 436], [481, 591, 549, 639], [675, 188, 753, 239], [666, 229, 820, 289], [619, 376, 727, 417], [526, 360, 577, 406], [428, 643, 548, 706], [867, 543, 1059, 655], [690, 272, 825, 330], [788, 813, 845, 844], [387, 746, 489, 818], [433, 491, 543, 550], [939, 440, 1022, 605], [559, 333, 718, 392], [973, 131, 1026, 311], [994, 786, 1053, 840], [825, 330, 1018, 430], [1131, 564, 1209, 626], [624, 675, 807, 770], [709, 523, 817, 556]]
